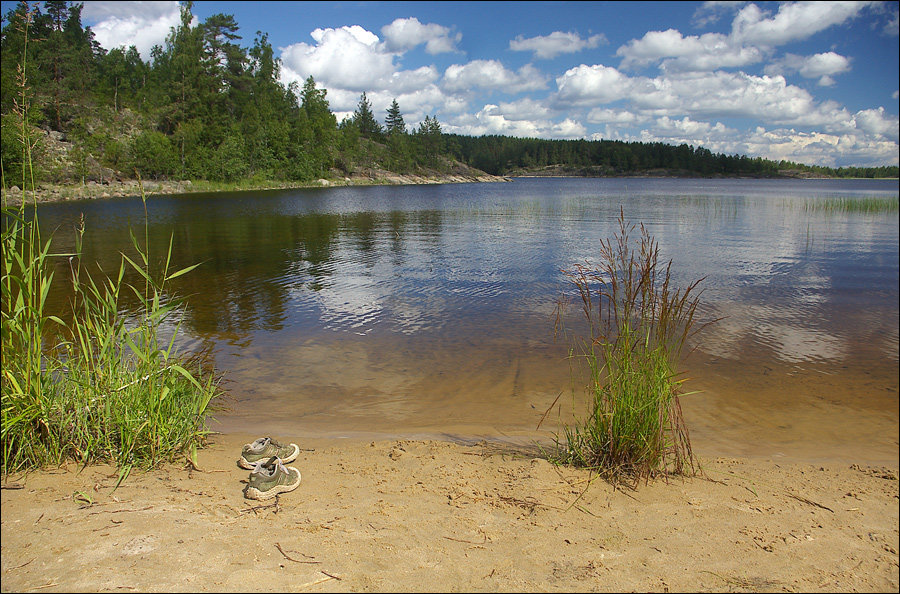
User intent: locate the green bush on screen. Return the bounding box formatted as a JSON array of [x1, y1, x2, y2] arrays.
[[130, 130, 177, 179], [213, 132, 249, 182]]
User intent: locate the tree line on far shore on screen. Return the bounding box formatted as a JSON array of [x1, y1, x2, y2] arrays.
[[445, 135, 899, 179], [2, 1, 896, 190]]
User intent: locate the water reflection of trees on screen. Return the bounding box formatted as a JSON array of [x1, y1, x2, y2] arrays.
[[48, 206, 445, 343]]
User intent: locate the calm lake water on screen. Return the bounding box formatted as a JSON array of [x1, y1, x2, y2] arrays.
[[32, 177, 899, 465]]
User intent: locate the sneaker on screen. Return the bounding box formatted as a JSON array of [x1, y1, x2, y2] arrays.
[[243, 456, 302, 500], [238, 437, 300, 469]]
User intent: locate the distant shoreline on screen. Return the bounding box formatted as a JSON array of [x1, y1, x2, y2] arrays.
[[3, 169, 896, 208], [509, 166, 899, 181]]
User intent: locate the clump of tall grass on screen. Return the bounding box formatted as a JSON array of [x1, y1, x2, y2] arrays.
[[1, 6, 220, 476], [550, 208, 709, 485], [804, 196, 898, 214], [2, 185, 222, 475]]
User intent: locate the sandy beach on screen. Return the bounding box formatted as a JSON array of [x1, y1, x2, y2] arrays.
[[1, 431, 897, 593]]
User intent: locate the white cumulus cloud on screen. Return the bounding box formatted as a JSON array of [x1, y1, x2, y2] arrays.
[[854, 106, 900, 140], [509, 31, 607, 60], [619, 2, 872, 74], [492, 98, 552, 121], [280, 26, 396, 92], [444, 106, 585, 139], [730, 1, 872, 46], [83, 0, 183, 60], [442, 60, 548, 94], [381, 17, 461, 54], [692, 1, 749, 28], [617, 29, 763, 71], [765, 52, 851, 86], [554, 64, 632, 106], [586, 108, 644, 125], [652, 115, 734, 139], [629, 70, 854, 129]]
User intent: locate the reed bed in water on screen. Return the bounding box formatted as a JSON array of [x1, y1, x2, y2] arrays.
[[550, 208, 711, 485], [1, 10, 221, 476], [804, 195, 898, 214]]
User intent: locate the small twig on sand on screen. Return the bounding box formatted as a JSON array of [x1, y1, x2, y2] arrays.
[[9, 558, 34, 571], [23, 583, 58, 592], [787, 493, 834, 513], [275, 542, 321, 564], [500, 495, 561, 512], [700, 570, 754, 588], [87, 506, 152, 516], [92, 520, 124, 532], [575, 504, 600, 517], [299, 572, 342, 589], [241, 497, 279, 514], [442, 530, 487, 545]]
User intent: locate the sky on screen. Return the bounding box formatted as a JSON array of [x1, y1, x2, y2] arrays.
[[7, 1, 900, 168]]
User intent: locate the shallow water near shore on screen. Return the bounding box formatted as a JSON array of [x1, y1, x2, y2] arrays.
[[29, 177, 899, 466]]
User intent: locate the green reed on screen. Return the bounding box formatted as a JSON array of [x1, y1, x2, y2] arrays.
[[2, 185, 222, 474], [551, 208, 709, 485], [804, 195, 898, 214], [1, 7, 220, 475]]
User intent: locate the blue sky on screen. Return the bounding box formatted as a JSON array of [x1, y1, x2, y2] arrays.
[[10, 1, 900, 167]]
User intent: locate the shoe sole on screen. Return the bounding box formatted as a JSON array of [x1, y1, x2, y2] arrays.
[[243, 469, 301, 500], [237, 443, 300, 469]]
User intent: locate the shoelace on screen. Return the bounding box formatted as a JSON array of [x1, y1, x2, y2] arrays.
[[252, 456, 286, 476]]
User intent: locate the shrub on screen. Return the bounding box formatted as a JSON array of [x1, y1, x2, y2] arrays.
[[213, 132, 249, 182], [130, 130, 177, 179]]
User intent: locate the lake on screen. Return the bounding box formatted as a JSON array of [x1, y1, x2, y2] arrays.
[[32, 177, 899, 465]]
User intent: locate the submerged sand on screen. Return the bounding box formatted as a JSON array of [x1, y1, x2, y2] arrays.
[[1, 432, 897, 592]]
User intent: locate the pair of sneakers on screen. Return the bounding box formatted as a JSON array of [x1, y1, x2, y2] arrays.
[[239, 437, 302, 500]]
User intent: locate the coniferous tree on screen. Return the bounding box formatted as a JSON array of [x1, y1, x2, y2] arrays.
[[415, 115, 443, 166], [385, 98, 405, 135], [352, 91, 382, 140], [299, 76, 337, 178], [44, 0, 67, 129]]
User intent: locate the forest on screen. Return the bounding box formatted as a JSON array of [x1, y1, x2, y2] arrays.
[[2, 1, 896, 190]]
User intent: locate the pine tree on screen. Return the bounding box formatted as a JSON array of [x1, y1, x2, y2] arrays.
[[299, 76, 337, 177], [352, 91, 382, 140], [44, 0, 68, 129], [416, 115, 443, 166], [385, 98, 405, 135]]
